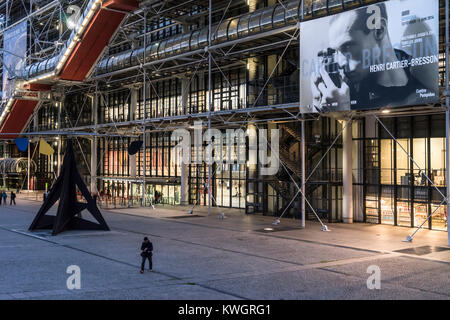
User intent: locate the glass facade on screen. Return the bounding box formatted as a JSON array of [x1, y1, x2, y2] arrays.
[[357, 115, 448, 230], [97, 132, 182, 207], [14, 98, 448, 230], [99, 90, 130, 124], [1, 0, 447, 233]]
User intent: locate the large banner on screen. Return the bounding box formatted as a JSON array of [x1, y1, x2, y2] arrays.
[[2, 20, 27, 100], [300, 0, 439, 113]]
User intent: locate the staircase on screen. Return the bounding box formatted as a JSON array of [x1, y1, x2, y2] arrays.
[[266, 175, 298, 216], [280, 124, 301, 143], [264, 123, 302, 217], [246, 121, 342, 221], [278, 124, 334, 221], [267, 177, 290, 200]]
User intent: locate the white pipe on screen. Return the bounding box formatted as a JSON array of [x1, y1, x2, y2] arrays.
[[446, 0, 450, 246], [342, 119, 353, 223]]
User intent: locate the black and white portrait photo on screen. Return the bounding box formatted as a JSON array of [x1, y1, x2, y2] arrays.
[[300, 0, 439, 113]]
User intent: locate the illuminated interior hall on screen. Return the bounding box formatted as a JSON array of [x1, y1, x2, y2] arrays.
[[0, 0, 449, 235]]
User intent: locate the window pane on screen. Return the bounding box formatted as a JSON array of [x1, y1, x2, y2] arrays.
[[381, 186, 394, 225], [412, 138, 427, 186], [396, 139, 410, 186], [430, 138, 446, 187], [380, 139, 393, 184], [431, 204, 447, 231], [414, 203, 428, 229]]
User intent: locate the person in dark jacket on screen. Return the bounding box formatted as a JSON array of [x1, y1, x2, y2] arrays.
[[2, 191, 7, 205], [140, 237, 153, 273], [10, 191, 16, 205]]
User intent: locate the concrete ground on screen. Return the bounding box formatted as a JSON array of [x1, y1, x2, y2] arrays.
[[0, 196, 449, 300]]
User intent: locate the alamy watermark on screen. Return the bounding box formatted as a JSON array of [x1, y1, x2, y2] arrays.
[[66, 5, 81, 30], [66, 265, 81, 290], [366, 265, 381, 290], [171, 121, 279, 176]]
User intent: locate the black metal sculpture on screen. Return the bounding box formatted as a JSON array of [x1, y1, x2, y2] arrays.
[[29, 140, 110, 235]]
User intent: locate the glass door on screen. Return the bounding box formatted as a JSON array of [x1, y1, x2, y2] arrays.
[[396, 139, 411, 226], [412, 138, 428, 228]]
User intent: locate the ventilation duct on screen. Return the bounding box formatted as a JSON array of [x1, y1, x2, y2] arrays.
[[96, 0, 301, 75], [20, 0, 382, 80]]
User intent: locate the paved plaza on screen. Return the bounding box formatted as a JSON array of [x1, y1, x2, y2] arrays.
[[0, 196, 449, 300]]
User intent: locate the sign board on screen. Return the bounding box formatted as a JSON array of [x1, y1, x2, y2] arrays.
[[300, 0, 439, 113], [2, 20, 27, 100], [13, 90, 51, 101]]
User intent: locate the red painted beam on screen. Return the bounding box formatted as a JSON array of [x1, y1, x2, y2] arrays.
[[0, 1, 140, 138], [23, 83, 52, 91], [58, 0, 138, 81], [59, 9, 125, 81], [104, 0, 139, 11], [0, 100, 38, 139]]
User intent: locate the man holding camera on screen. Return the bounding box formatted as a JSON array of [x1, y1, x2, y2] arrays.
[[310, 3, 434, 112]]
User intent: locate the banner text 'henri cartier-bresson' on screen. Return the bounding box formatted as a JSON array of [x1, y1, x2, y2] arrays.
[[300, 0, 439, 113]]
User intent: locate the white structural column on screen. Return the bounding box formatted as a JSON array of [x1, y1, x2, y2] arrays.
[[130, 155, 137, 178], [301, 120, 306, 227], [57, 138, 61, 176], [446, 0, 450, 245], [142, 14, 147, 207], [129, 88, 138, 206], [180, 77, 189, 205], [31, 110, 39, 190], [3, 142, 6, 187], [57, 101, 62, 176], [129, 88, 138, 179], [90, 92, 98, 193], [342, 119, 353, 223], [247, 123, 258, 212], [27, 144, 30, 191], [446, 106, 450, 245], [299, 7, 305, 227], [207, 0, 212, 215], [33, 110, 38, 131], [91, 137, 98, 193], [180, 161, 188, 205], [181, 76, 188, 117], [130, 87, 138, 120]]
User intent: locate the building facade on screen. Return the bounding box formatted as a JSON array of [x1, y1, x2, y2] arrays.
[[0, 0, 448, 231]]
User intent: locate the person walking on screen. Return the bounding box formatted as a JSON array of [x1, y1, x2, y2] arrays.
[[10, 191, 16, 205], [203, 178, 208, 195], [140, 237, 153, 273], [2, 191, 7, 205]]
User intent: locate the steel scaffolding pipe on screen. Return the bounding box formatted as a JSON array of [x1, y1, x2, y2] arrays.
[[23, 0, 302, 79], [18, 0, 387, 81]]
